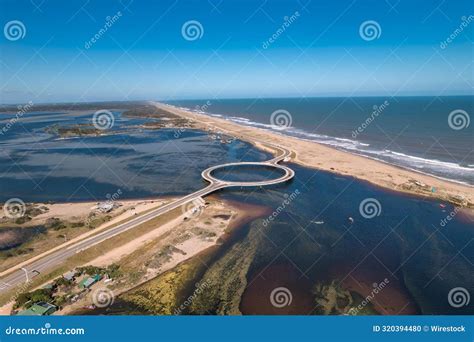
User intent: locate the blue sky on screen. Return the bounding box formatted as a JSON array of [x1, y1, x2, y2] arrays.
[[0, 0, 473, 103]]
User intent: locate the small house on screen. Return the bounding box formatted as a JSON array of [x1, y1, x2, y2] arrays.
[[79, 274, 101, 289], [17, 302, 57, 316], [63, 271, 76, 282]]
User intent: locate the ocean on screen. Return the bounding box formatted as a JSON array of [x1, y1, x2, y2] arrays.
[[166, 96, 474, 185]]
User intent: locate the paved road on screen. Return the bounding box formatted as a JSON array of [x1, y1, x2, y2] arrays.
[[0, 142, 294, 291]]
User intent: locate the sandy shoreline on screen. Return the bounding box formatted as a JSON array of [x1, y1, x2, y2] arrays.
[[154, 102, 473, 208]]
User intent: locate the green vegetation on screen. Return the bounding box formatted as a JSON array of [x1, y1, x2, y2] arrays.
[[77, 264, 121, 279], [12, 264, 121, 313], [45, 217, 66, 230], [0, 203, 49, 225], [119, 255, 210, 315], [188, 221, 263, 315], [14, 288, 53, 309], [45, 124, 103, 138], [312, 280, 378, 315]]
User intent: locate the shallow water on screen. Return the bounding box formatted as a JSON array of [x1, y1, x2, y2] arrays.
[[211, 164, 286, 183], [0, 110, 270, 202]]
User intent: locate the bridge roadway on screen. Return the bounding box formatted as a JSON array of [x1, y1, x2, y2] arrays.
[[0, 142, 294, 291]]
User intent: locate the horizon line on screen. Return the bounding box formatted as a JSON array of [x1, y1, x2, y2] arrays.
[[1, 93, 473, 107]]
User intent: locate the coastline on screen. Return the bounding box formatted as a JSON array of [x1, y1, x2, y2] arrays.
[[154, 102, 474, 209]]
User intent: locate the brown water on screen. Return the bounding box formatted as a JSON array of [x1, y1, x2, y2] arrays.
[[240, 262, 314, 315]]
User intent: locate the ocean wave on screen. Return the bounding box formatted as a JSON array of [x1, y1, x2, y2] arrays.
[[382, 150, 474, 171], [168, 104, 473, 185], [223, 116, 373, 152], [237, 118, 473, 185]]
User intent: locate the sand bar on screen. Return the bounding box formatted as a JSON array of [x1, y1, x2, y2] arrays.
[[154, 102, 473, 208]]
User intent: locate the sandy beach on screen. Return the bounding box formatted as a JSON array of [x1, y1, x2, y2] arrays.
[[154, 102, 473, 209]]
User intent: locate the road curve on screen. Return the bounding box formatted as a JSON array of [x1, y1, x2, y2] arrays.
[[0, 141, 294, 292]]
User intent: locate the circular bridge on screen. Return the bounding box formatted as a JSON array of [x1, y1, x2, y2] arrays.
[[201, 142, 294, 188], [0, 139, 295, 290], [202, 161, 294, 188]]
